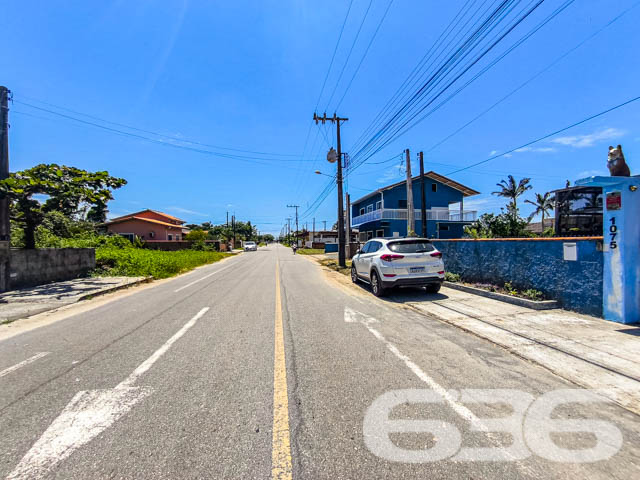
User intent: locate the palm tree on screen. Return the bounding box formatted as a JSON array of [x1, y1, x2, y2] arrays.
[[492, 175, 532, 211], [525, 192, 555, 228]]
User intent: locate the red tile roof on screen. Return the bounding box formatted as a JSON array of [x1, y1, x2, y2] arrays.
[[107, 209, 185, 224]]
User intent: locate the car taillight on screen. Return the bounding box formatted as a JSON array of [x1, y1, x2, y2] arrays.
[[430, 251, 442, 259], [380, 254, 404, 262]]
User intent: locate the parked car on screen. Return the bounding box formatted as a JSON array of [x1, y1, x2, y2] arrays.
[[244, 241, 258, 251], [351, 238, 444, 297]]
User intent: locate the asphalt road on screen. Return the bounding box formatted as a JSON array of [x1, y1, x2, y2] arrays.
[[1, 244, 639, 479]]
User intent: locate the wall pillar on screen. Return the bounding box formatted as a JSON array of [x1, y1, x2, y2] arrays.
[[576, 176, 640, 324]]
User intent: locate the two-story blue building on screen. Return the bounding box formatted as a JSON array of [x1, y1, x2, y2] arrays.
[[350, 171, 479, 240]]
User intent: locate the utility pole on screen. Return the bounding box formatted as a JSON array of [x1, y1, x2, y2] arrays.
[[314, 112, 348, 267], [312, 218, 315, 246], [419, 151, 427, 238], [345, 193, 351, 247], [287, 204, 299, 247], [0, 86, 10, 292], [286, 217, 292, 245], [322, 220, 327, 231], [226, 211, 229, 228], [232, 215, 236, 249], [405, 149, 415, 237]]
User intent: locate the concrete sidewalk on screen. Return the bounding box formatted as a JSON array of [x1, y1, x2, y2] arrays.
[[390, 286, 640, 414], [0, 277, 148, 324]]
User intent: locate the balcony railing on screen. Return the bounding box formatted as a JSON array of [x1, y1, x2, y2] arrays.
[[351, 208, 477, 227]]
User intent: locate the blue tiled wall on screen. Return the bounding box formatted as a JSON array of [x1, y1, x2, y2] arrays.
[[432, 239, 604, 316]]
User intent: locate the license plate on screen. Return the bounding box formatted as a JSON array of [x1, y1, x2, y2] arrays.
[[409, 267, 425, 273]]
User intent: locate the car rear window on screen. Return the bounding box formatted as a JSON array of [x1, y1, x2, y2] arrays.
[[387, 240, 435, 253]]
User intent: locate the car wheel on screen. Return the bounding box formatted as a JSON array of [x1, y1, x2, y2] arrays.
[[370, 271, 385, 297], [351, 266, 359, 284], [426, 283, 441, 294]]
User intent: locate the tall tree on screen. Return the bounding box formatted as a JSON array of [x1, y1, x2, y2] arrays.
[[0, 164, 126, 248], [492, 175, 532, 212], [525, 192, 555, 228]]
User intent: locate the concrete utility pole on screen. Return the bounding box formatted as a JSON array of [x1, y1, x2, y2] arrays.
[[287, 205, 299, 247], [312, 218, 315, 245], [286, 217, 292, 245], [345, 193, 351, 246], [232, 215, 236, 249], [314, 112, 348, 267], [405, 149, 415, 236], [322, 220, 327, 231], [0, 86, 10, 292], [419, 151, 427, 238]]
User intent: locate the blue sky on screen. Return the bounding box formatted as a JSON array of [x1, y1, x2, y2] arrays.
[[2, 0, 639, 234]]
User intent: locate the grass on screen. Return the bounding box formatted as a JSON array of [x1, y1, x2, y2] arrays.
[[94, 247, 232, 279], [319, 258, 352, 276], [297, 248, 325, 255]]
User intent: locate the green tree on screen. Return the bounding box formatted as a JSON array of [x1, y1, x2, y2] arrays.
[[492, 175, 532, 211], [525, 192, 555, 227], [185, 230, 207, 242], [0, 164, 126, 249]]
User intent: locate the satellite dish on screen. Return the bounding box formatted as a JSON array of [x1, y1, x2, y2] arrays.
[[327, 147, 338, 163]]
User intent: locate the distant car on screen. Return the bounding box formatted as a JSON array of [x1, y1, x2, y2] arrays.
[[244, 241, 258, 251], [351, 237, 444, 297]]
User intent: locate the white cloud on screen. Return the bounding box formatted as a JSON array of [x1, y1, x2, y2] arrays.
[[489, 150, 498, 156], [376, 165, 404, 184], [514, 146, 556, 153], [165, 206, 207, 216], [551, 127, 625, 148], [576, 169, 607, 178]]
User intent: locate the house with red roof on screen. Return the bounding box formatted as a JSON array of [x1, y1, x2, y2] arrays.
[[104, 209, 190, 242]]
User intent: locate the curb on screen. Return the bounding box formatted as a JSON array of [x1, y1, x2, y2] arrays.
[[77, 277, 154, 301], [443, 282, 559, 310]]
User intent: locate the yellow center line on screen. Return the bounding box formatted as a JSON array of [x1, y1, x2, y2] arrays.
[[272, 259, 293, 479]]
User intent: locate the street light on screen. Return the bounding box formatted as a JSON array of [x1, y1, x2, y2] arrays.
[[314, 170, 333, 178]]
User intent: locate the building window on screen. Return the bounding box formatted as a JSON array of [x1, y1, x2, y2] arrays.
[[432, 183, 437, 192], [119, 233, 135, 242], [359, 208, 365, 215], [366, 205, 373, 213], [168, 234, 173, 241], [375, 229, 384, 238], [175, 235, 181, 241], [398, 199, 407, 209], [375, 200, 382, 210], [367, 231, 373, 240], [439, 224, 449, 231]]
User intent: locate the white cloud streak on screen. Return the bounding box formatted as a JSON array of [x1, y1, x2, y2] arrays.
[[551, 127, 625, 148]]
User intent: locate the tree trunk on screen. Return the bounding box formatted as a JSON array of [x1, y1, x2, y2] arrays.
[[24, 220, 36, 249]]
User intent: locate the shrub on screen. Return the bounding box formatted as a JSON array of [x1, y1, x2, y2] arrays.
[[444, 272, 460, 282], [94, 248, 231, 279]]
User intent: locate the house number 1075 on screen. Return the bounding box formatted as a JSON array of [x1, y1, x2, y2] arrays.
[[609, 217, 618, 250]]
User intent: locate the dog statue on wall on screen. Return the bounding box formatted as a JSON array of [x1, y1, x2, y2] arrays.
[[607, 145, 631, 176]]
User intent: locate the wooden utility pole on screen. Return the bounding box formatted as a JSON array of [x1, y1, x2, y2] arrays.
[[419, 151, 427, 238], [287, 204, 299, 246], [314, 112, 348, 267], [405, 149, 415, 236], [0, 86, 10, 292]]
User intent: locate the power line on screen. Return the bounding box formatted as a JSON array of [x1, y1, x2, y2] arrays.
[[335, 0, 395, 110], [16, 96, 301, 158], [13, 101, 321, 165], [323, 0, 374, 112], [446, 94, 640, 176], [426, 0, 640, 152]]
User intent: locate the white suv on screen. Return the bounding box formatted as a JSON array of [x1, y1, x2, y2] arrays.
[[351, 238, 445, 297]]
